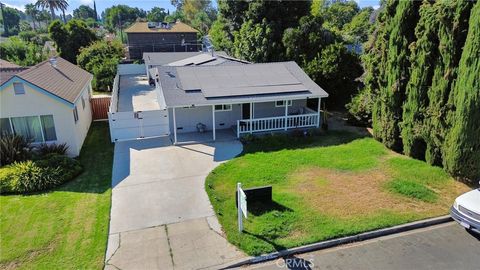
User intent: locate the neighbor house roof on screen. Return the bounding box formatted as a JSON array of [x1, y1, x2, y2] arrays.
[[156, 61, 328, 107], [143, 51, 248, 67], [5, 57, 93, 104], [0, 59, 28, 85], [0, 59, 20, 68], [125, 21, 198, 34], [144, 52, 204, 66]]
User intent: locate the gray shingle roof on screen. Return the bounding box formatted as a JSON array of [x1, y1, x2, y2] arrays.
[[13, 57, 92, 104], [156, 61, 328, 107], [143, 51, 249, 67]]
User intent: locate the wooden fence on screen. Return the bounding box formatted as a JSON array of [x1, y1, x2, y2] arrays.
[[91, 96, 111, 120]]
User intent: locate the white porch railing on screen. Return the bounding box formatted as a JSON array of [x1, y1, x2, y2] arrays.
[[237, 113, 319, 137]]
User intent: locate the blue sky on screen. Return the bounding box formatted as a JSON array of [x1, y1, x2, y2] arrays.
[[4, 0, 380, 14]]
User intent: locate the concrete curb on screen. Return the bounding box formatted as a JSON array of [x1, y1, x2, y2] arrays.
[[221, 215, 453, 269]]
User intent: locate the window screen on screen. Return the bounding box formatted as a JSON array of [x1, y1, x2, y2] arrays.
[[13, 83, 25, 95]]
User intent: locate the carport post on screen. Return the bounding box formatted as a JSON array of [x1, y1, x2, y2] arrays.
[[317, 97, 321, 128], [212, 105, 216, 141], [173, 107, 177, 144]]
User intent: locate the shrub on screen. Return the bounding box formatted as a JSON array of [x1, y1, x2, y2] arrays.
[[0, 134, 32, 166], [0, 155, 82, 194], [346, 87, 373, 127], [36, 154, 83, 180], [36, 143, 69, 157]]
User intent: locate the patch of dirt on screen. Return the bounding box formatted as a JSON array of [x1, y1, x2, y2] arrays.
[[289, 166, 467, 218]]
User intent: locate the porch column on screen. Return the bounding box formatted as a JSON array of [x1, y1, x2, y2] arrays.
[[284, 100, 288, 131], [212, 105, 216, 141], [173, 107, 177, 144], [317, 98, 321, 128], [250, 102, 253, 134]]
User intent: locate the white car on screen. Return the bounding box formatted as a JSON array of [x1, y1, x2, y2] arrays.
[[451, 187, 480, 233]]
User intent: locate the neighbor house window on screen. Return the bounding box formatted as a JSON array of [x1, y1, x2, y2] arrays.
[[0, 118, 12, 135], [81, 96, 85, 109], [40, 115, 57, 141], [73, 106, 79, 123], [11, 116, 43, 142], [13, 83, 25, 95], [6, 115, 57, 142], [214, 104, 232, 112], [275, 100, 293, 107]]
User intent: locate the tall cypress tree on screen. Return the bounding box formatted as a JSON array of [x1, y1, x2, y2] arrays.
[[444, 1, 480, 181], [423, 0, 473, 166], [401, 2, 439, 159], [372, 0, 420, 151]]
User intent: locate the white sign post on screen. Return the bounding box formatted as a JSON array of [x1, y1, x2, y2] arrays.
[[237, 183, 247, 232]]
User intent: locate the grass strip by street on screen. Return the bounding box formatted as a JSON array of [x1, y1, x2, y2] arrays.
[[0, 122, 113, 269], [206, 131, 469, 256]]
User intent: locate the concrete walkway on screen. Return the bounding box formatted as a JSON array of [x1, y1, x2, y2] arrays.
[[105, 136, 245, 270]]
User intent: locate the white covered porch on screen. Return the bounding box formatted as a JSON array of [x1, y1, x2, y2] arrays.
[[170, 98, 322, 144]]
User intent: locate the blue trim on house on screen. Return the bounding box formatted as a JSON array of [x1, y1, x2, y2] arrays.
[[0, 76, 75, 108]]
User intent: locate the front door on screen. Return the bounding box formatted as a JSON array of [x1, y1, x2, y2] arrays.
[[242, 103, 250, 119]]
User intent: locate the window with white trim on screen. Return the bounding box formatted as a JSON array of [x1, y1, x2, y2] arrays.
[[13, 83, 25, 95], [73, 106, 79, 123], [275, 100, 292, 107], [214, 104, 232, 112], [81, 96, 85, 109], [0, 118, 12, 135]]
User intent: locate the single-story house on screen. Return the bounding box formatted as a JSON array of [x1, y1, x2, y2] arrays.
[[0, 57, 93, 156], [109, 59, 328, 143], [152, 61, 329, 143]]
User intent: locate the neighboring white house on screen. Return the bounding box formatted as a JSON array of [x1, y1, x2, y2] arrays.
[[108, 55, 329, 143], [0, 57, 93, 156]]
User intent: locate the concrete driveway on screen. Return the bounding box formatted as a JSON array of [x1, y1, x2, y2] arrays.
[[105, 137, 245, 270]]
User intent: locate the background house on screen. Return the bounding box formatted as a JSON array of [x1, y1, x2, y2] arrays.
[[125, 21, 200, 59], [0, 57, 93, 156]]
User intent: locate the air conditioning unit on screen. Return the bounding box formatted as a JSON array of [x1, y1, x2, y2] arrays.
[[147, 22, 156, 28]]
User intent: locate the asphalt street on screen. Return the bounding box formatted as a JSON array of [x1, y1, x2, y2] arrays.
[[243, 222, 480, 270]]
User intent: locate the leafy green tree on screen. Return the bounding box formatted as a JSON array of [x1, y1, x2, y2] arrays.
[[73, 5, 96, 20], [1, 7, 20, 36], [147, 7, 167, 22], [322, 1, 360, 33], [49, 19, 97, 62], [233, 19, 275, 63], [77, 40, 124, 91], [104, 5, 146, 32], [209, 16, 233, 52], [25, 3, 40, 31], [212, 0, 310, 61], [343, 7, 374, 44], [0, 36, 47, 66]]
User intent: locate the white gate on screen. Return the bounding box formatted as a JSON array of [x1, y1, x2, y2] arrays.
[[108, 110, 170, 142]]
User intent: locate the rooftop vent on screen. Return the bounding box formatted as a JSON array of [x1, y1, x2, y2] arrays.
[[49, 57, 57, 68]]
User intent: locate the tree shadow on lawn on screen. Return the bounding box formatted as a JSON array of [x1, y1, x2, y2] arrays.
[[241, 130, 369, 155]]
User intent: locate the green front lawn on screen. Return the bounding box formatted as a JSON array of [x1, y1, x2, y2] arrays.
[[0, 122, 113, 269], [206, 131, 469, 255]]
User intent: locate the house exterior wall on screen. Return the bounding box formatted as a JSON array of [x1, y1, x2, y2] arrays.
[[71, 83, 93, 155], [169, 106, 213, 134], [168, 99, 310, 134], [252, 100, 307, 118], [127, 33, 199, 59], [0, 81, 92, 156]]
